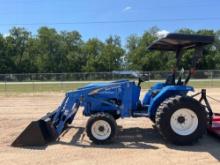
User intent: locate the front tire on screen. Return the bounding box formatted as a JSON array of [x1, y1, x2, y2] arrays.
[[156, 96, 207, 145], [86, 113, 117, 144]]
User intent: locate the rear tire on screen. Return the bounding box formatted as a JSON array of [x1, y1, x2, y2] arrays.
[[86, 113, 117, 144], [156, 96, 207, 145]]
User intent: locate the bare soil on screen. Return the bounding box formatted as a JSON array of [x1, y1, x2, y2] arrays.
[[0, 88, 220, 165]]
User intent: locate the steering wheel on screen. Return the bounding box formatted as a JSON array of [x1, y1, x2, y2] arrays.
[[138, 74, 149, 86]]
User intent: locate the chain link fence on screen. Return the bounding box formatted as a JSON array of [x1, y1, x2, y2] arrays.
[[0, 70, 220, 93]]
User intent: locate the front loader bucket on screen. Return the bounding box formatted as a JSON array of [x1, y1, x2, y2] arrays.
[[12, 92, 80, 147], [208, 113, 220, 138], [12, 115, 58, 147]]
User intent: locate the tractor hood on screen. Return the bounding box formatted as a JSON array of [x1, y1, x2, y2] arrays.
[[78, 80, 130, 90]]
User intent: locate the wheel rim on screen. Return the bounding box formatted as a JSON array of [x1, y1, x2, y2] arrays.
[[91, 120, 111, 140], [170, 108, 198, 136]]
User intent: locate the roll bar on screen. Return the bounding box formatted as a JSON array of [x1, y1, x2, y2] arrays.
[[148, 33, 214, 85]]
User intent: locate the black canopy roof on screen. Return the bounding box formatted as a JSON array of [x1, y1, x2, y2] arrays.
[[148, 33, 214, 51]]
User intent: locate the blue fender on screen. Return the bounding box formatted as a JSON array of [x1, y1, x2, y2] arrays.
[[142, 83, 166, 105], [148, 85, 194, 120]]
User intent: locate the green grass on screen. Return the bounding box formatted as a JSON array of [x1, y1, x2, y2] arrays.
[[141, 80, 220, 89], [0, 80, 219, 93], [0, 83, 88, 93]]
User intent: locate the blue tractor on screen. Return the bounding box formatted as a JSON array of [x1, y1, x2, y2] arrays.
[[12, 33, 218, 147]]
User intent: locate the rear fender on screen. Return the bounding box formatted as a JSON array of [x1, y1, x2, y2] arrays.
[[142, 83, 166, 105], [148, 85, 194, 120]]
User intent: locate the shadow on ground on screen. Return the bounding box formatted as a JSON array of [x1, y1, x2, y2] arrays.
[[56, 126, 220, 161], [57, 126, 161, 150]]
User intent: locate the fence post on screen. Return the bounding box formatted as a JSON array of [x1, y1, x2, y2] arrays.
[[61, 73, 64, 92], [31, 74, 35, 94], [211, 70, 213, 87], [4, 74, 7, 94]]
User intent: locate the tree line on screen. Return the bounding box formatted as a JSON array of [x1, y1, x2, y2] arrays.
[[0, 27, 220, 73]]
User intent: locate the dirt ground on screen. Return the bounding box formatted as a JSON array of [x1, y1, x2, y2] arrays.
[[0, 88, 220, 165]]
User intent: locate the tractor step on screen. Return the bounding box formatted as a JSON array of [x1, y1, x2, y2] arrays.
[[132, 112, 149, 117]]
